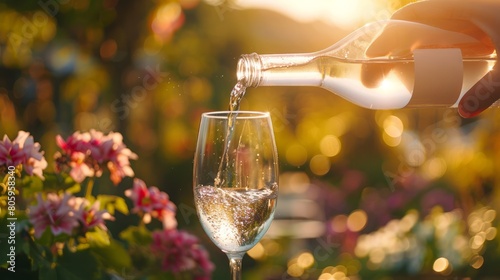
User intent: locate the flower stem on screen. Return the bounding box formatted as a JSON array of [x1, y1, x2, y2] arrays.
[[85, 179, 94, 198]]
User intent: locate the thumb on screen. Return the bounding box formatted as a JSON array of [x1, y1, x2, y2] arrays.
[[458, 64, 500, 118]]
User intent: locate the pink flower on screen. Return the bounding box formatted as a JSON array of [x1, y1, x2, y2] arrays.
[[55, 131, 91, 157], [151, 229, 214, 279], [107, 155, 136, 185], [55, 130, 137, 184], [125, 178, 177, 229], [0, 135, 24, 167], [28, 193, 79, 238], [28, 193, 114, 239], [87, 130, 137, 184], [0, 131, 47, 179], [125, 178, 151, 211], [55, 131, 97, 182], [67, 151, 95, 183], [20, 134, 48, 178], [73, 198, 114, 232], [98, 131, 138, 185]]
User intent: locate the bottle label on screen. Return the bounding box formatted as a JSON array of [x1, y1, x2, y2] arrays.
[[408, 49, 463, 106]]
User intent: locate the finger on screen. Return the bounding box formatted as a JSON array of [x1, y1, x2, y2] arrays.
[[365, 21, 492, 58], [391, 0, 494, 48], [391, 0, 470, 22], [458, 66, 500, 118], [361, 63, 393, 88]]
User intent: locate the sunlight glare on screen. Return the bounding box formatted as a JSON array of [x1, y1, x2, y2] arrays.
[[235, 0, 378, 28]]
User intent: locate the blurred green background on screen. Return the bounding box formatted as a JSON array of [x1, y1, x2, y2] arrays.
[[1, 0, 500, 279]]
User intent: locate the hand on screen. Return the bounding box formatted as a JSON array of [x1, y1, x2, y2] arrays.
[[363, 0, 500, 117]]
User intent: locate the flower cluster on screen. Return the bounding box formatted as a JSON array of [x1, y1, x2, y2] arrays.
[[0, 131, 47, 178], [0, 130, 213, 279], [125, 179, 214, 278], [125, 178, 177, 229], [28, 192, 114, 238], [151, 229, 215, 280], [55, 129, 138, 184]]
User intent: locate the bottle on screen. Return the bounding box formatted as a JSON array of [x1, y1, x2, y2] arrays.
[[236, 20, 497, 109]]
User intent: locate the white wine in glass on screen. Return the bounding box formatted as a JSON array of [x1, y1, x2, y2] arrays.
[[194, 111, 279, 280]]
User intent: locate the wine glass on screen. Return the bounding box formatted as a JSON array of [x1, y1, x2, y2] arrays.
[[193, 111, 279, 280]]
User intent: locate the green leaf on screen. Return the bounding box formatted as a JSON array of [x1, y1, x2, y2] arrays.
[[119, 226, 152, 246], [21, 173, 81, 198], [21, 175, 44, 199], [26, 237, 52, 269], [59, 173, 81, 194], [39, 263, 58, 280], [64, 183, 81, 195], [33, 227, 53, 247], [113, 197, 129, 215], [91, 239, 132, 272], [86, 227, 111, 248], [39, 248, 102, 280], [96, 194, 129, 215]]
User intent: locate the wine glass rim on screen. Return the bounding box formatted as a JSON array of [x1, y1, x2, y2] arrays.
[[202, 111, 270, 119]]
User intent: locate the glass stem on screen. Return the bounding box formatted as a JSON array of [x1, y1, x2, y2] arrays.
[[228, 253, 245, 280]]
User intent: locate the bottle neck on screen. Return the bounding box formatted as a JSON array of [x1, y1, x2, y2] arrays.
[[237, 53, 262, 87], [237, 53, 320, 88]]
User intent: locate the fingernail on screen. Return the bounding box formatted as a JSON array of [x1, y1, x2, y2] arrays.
[[458, 101, 484, 118]]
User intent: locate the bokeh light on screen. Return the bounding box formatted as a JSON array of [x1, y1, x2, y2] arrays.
[[433, 257, 451, 275], [320, 135, 341, 157], [286, 143, 308, 166], [151, 2, 184, 39], [347, 209, 367, 232], [310, 154, 331, 175], [383, 115, 404, 138]]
